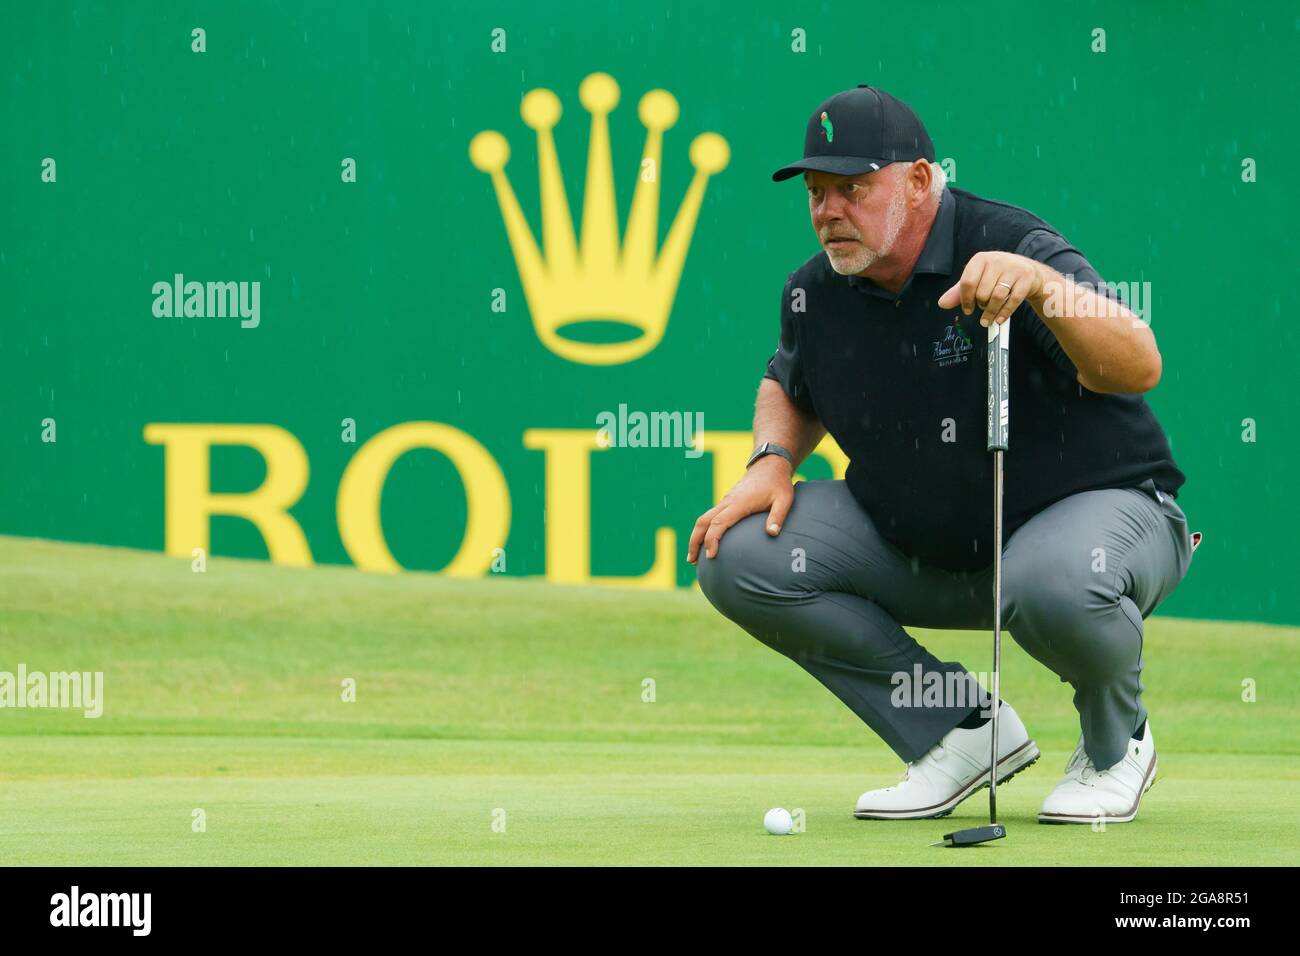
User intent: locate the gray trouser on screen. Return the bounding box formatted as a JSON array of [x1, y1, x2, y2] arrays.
[[695, 478, 1194, 771]]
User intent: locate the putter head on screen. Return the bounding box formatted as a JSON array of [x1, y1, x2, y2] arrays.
[[939, 824, 1006, 847]]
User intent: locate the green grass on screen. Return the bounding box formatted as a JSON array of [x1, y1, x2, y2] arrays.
[[1, 536, 1296, 865]]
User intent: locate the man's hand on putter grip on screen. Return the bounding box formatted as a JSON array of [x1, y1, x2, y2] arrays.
[[687, 457, 795, 563], [937, 251, 1047, 327]]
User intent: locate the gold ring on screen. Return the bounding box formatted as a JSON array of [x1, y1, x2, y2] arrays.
[[996, 280, 1013, 290]]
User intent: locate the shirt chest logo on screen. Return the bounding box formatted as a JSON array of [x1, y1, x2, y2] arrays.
[[931, 316, 974, 367]]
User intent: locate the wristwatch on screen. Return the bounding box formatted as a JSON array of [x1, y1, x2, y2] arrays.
[[746, 441, 795, 470]]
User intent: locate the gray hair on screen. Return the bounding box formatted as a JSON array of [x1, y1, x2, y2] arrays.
[[928, 161, 947, 197], [889, 160, 948, 199]]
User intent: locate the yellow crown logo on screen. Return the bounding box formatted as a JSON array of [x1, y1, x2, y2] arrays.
[[469, 73, 730, 366]]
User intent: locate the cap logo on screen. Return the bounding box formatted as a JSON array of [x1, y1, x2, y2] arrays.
[[819, 111, 834, 143]]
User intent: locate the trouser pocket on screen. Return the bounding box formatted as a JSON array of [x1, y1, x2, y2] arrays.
[[1135, 477, 1194, 586]]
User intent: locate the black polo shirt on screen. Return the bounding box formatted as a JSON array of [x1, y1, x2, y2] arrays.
[[764, 186, 1186, 572]]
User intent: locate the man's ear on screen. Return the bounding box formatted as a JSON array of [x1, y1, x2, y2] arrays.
[[907, 159, 932, 207]]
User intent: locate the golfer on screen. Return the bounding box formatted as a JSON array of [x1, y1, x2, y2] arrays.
[[689, 85, 1197, 824]]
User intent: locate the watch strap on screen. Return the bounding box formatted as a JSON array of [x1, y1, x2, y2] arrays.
[[747, 442, 795, 469]]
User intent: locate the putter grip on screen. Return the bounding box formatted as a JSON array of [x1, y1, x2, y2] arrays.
[[986, 320, 1010, 451]]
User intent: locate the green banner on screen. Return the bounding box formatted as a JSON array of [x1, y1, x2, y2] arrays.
[[3, 1, 1296, 623]]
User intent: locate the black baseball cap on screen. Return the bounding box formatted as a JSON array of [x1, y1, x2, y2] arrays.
[[772, 84, 935, 182]]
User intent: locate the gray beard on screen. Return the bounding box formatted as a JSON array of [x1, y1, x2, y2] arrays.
[[822, 184, 907, 277], [826, 246, 881, 275]]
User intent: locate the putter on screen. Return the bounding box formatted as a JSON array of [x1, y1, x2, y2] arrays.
[[940, 316, 1011, 849]]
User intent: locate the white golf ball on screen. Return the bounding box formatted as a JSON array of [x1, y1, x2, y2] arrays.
[[764, 807, 793, 835]]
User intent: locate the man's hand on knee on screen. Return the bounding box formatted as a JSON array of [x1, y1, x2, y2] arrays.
[[687, 458, 795, 563]]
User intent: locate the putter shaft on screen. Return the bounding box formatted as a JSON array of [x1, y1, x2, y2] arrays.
[[990, 447, 1003, 824]]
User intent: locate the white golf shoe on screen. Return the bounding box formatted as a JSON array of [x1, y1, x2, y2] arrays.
[[854, 703, 1040, 820], [1037, 720, 1158, 824]]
